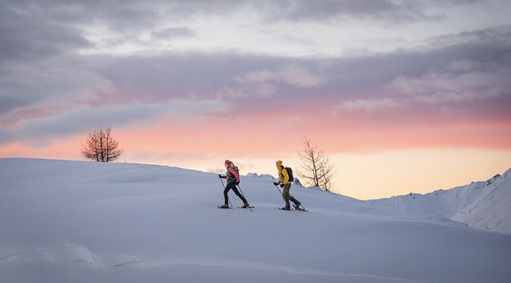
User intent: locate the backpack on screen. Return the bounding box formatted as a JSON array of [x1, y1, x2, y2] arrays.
[[285, 167, 294, 182], [228, 165, 240, 182]]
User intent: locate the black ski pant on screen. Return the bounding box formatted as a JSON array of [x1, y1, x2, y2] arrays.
[[224, 182, 247, 205]]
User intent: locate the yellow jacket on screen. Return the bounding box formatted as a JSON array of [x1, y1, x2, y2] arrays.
[[278, 167, 291, 184], [276, 160, 290, 185]]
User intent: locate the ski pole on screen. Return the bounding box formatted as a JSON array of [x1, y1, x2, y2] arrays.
[[219, 177, 233, 208], [274, 184, 283, 194], [236, 184, 253, 211]]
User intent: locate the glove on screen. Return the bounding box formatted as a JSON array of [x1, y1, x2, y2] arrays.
[[273, 182, 278, 186], [280, 184, 284, 188], [218, 174, 224, 178], [236, 181, 240, 185]]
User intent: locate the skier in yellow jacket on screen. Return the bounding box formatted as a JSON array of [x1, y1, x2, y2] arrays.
[[274, 160, 301, 210]]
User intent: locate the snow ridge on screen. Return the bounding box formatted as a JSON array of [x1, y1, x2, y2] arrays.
[[370, 169, 511, 234]]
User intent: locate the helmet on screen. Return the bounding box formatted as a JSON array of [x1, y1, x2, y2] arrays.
[[276, 160, 283, 167], [225, 160, 232, 167]]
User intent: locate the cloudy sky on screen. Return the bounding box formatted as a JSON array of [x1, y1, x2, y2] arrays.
[[1, 0, 510, 199]]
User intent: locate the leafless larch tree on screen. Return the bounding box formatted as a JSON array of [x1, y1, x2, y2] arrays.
[[81, 127, 123, 162], [296, 137, 336, 191]]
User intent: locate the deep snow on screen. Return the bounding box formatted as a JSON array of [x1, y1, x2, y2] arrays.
[[1, 158, 510, 283]]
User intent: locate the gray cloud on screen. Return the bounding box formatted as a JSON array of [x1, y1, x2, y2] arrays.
[[427, 25, 511, 47], [0, 55, 116, 124], [256, 0, 489, 24], [0, 2, 92, 64], [151, 27, 197, 40], [262, 0, 437, 24]]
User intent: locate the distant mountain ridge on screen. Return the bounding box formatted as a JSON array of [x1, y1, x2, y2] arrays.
[[246, 172, 303, 187], [370, 168, 511, 234]]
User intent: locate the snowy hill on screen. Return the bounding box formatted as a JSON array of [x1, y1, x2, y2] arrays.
[[369, 169, 511, 234], [1, 158, 511, 283]]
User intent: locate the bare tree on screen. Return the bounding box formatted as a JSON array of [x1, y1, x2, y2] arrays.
[[81, 127, 123, 162], [296, 137, 336, 191]]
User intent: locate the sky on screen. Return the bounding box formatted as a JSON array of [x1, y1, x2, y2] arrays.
[[1, 0, 510, 200]]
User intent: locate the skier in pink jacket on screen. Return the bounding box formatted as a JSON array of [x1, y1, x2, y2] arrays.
[[219, 160, 250, 208]]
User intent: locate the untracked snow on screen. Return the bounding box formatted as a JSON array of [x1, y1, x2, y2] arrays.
[[1, 158, 510, 283]]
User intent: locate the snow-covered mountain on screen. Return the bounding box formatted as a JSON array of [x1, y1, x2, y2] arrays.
[[1, 158, 510, 283], [369, 169, 511, 234]]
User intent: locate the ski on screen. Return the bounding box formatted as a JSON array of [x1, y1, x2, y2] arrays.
[[279, 207, 308, 212], [218, 206, 254, 209]]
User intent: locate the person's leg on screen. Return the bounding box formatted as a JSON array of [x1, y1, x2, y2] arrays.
[[231, 185, 248, 204], [223, 184, 232, 205], [282, 183, 291, 208], [288, 185, 300, 207]]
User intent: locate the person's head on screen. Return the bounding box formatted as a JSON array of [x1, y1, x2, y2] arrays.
[[276, 160, 283, 168], [225, 160, 233, 168]]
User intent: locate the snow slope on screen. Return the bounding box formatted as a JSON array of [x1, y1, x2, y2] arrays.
[[1, 158, 510, 283], [369, 170, 511, 234]]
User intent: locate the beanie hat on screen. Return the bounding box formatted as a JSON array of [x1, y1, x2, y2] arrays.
[[276, 160, 283, 167]]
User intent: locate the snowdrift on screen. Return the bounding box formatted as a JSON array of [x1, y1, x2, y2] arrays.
[[1, 158, 510, 283]]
